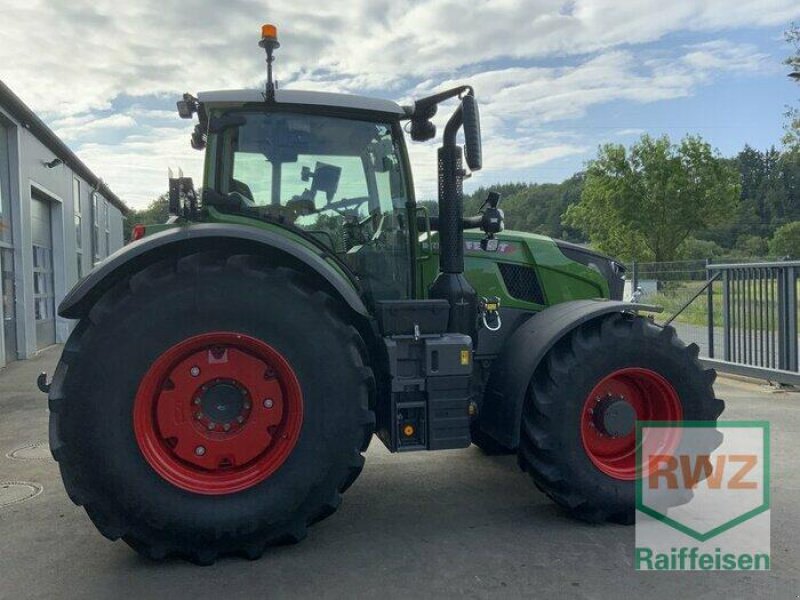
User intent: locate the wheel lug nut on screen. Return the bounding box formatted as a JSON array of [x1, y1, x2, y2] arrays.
[[194, 397, 201, 405], [223, 424, 231, 432], [207, 422, 216, 430], [243, 401, 250, 410], [237, 416, 245, 424], [190, 366, 200, 377], [195, 411, 203, 419], [195, 446, 206, 456], [263, 398, 273, 409]]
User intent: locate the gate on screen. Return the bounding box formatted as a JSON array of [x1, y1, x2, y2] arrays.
[[701, 262, 800, 384]]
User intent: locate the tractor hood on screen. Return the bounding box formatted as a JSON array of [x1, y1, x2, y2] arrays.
[[460, 229, 626, 302]]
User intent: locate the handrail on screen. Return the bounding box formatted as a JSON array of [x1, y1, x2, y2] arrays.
[[663, 272, 721, 327], [709, 260, 800, 270]]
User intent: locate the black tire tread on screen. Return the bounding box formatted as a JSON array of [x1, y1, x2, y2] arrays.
[[49, 251, 375, 563], [517, 313, 725, 524]]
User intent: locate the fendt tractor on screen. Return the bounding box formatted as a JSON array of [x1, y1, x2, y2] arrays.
[[43, 25, 724, 564]]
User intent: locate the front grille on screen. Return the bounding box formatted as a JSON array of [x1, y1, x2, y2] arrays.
[[498, 263, 545, 304]]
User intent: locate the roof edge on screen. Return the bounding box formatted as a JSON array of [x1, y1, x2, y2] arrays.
[[196, 88, 406, 116], [0, 79, 131, 215]]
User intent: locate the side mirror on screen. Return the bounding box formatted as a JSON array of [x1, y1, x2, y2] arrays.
[[461, 95, 482, 171]]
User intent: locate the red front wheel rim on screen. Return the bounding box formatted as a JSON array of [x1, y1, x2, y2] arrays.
[[580, 367, 682, 481], [133, 332, 303, 495]]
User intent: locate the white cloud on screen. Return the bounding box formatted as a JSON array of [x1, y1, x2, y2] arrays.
[[1, 0, 794, 115], [51, 113, 138, 140], [76, 124, 203, 208], [0, 0, 795, 207], [615, 128, 646, 137]]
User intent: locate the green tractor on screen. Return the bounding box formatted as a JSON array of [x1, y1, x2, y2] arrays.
[[45, 25, 723, 564]]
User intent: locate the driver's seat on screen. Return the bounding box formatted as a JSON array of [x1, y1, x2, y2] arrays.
[[231, 179, 256, 206]]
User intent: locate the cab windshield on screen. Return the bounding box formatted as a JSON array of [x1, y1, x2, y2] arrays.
[[215, 111, 412, 303]]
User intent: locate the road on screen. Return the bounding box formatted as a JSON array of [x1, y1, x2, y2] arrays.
[[0, 346, 798, 599]]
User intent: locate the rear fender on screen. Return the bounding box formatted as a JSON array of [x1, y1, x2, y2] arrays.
[[478, 300, 659, 449], [59, 223, 370, 320]]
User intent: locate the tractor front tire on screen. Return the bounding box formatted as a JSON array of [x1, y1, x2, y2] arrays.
[[49, 252, 375, 564], [518, 313, 724, 524]]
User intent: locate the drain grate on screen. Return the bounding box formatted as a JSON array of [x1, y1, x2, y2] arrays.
[[7, 442, 52, 461], [0, 482, 43, 507]]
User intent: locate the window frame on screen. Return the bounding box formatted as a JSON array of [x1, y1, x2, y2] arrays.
[[91, 191, 100, 264], [73, 178, 82, 278], [104, 199, 110, 257], [209, 106, 420, 298]]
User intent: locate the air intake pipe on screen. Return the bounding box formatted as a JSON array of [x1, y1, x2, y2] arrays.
[[428, 94, 482, 337]]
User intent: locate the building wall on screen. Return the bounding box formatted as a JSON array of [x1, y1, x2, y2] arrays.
[[0, 106, 127, 367]]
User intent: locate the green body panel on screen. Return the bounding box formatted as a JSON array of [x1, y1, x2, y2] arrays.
[[143, 222, 181, 235], [138, 207, 358, 290], [416, 229, 609, 309], [139, 217, 608, 310], [204, 207, 359, 286]]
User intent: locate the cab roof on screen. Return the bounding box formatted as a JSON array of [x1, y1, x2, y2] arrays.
[[196, 89, 407, 117]]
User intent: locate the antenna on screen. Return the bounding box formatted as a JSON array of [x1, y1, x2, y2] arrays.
[[258, 24, 280, 102]]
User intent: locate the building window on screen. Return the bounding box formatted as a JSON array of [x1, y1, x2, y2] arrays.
[[104, 200, 110, 257], [73, 178, 82, 278], [92, 191, 100, 263]]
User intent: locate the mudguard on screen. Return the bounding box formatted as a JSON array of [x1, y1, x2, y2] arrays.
[[59, 223, 370, 319], [478, 299, 660, 449]]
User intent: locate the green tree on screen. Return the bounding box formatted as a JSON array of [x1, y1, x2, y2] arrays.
[[769, 221, 800, 258], [464, 176, 587, 242], [563, 134, 740, 262], [678, 237, 724, 260], [734, 234, 769, 258], [125, 194, 169, 241], [785, 23, 800, 151]]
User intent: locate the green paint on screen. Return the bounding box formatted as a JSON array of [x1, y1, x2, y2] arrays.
[[204, 206, 358, 286], [417, 229, 609, 308]]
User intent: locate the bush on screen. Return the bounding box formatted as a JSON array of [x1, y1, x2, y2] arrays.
[[678, 237, 724, 260], [769, 221, 800, 258]]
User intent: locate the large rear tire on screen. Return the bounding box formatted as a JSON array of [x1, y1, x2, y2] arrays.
[[518, 313, 724, 524], [49, 251, 375, 564]]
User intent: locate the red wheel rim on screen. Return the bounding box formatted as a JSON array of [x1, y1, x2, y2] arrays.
[[580, 367, 682, 481], [133, 332, 303, 495]]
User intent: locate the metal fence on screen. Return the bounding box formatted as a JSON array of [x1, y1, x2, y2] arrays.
[[630, 259, 800, 385]]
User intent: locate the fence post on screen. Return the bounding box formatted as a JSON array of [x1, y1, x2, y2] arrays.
[[706, 259, 714, 359], [631, 260, 638, 296], [778, 267, 788, 370], [787, 266, 798, 371], [722, 269, 730, 361]]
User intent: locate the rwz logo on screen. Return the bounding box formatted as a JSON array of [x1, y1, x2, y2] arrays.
[[635, 421, 770, 571]]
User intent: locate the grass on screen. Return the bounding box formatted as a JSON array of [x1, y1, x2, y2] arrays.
[[641, 280, 787, 330]]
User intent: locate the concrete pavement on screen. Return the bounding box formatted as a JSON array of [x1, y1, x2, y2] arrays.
[[0, 346, 798, 599]]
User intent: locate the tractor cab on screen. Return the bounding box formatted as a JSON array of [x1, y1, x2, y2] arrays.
[[194, 89, 415, 305], [172, 24, 486, 311]]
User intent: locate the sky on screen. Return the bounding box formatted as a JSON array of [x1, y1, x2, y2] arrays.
[[1, 0, 799, 210]]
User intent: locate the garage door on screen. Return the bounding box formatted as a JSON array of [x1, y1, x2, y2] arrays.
[[31, 196, 55, 349]]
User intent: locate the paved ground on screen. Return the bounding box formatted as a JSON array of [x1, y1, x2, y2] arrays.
[[0, 346, 798, 600]]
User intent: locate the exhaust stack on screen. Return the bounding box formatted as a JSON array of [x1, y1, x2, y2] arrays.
[[428, 99, 481, 336]]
